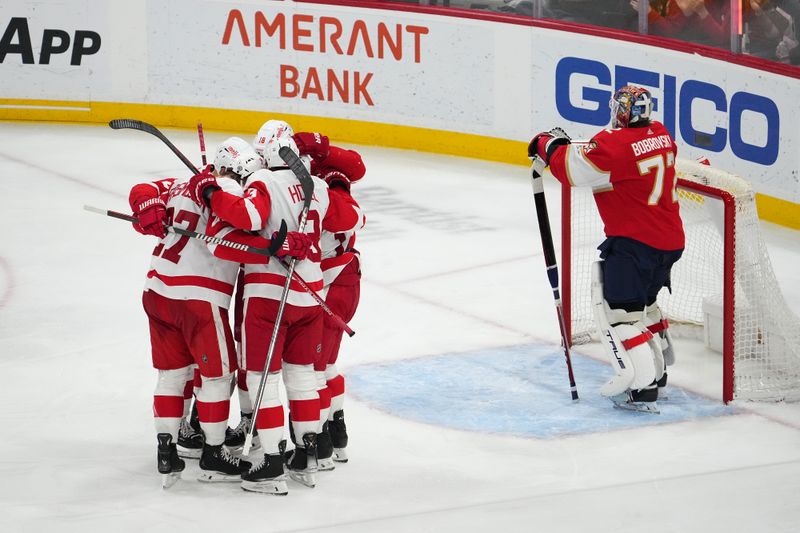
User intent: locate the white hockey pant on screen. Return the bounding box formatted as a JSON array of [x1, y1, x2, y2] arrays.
[[591, 261, 665, 397]]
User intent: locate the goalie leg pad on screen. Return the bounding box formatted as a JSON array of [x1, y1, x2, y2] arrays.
[[592, 261, 659, 398]]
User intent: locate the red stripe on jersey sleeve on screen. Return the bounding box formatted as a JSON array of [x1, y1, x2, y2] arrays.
[[205, 225, 273, 265], [209, 182, 271, 231], [323, 188, 361, 233]]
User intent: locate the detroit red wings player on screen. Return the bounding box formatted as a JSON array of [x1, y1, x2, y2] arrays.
[[530, 85, 684, 413], [129, 137, 308, 488], [193, 122, 362, 495], [292, 131, 367, 468]]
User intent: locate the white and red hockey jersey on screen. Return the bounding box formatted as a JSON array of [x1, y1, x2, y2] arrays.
[[208, 168, 362, 307], [320, 189, 366, 287], [129, 176, 244, 308]]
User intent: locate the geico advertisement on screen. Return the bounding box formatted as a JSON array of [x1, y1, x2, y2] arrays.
[[532, 29, 798, 200], [0, 1, 107, 99], [145, 0, 494, 130]]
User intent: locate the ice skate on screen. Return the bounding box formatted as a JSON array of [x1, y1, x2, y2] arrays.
[[157, 433, 185, 489], [225, 412, 261, 454], [610, 386, 660, 414], [177, 417, 203, 459], [328, 410, 349, 463], [316, 422, 335, 472], [286, 433, 318, 488], [241, 453, 288, 495], [656, 371, 669, 400], [198, 444, 251, 482]]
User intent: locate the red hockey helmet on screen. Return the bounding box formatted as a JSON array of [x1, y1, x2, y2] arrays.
[[610, 85, 653, 128]]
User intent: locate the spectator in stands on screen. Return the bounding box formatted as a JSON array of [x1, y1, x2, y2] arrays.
[[744, 1, 798, 62], [630, 0, 728, 47]]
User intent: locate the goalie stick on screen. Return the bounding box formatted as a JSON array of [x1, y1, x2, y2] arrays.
[[243, 146, 315, 456], [83, 205, 288, 257], [530, 156, 579, 401]]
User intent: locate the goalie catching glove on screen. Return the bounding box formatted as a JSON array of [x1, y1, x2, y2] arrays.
[[528, 127, 571, 165]]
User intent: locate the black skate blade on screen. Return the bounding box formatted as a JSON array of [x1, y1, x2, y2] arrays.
[[161, 472, 181, 489], [241, 476, 289, 495]]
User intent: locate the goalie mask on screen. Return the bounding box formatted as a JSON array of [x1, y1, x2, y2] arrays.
[[610, 85, 653, 128], [213, 137, 263, 182]]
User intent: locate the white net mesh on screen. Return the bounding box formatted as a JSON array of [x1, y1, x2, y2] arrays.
[[566, 159, 800, 402]]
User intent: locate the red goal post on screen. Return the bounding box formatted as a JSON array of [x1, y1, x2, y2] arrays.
[[560, 159, 800, 404]]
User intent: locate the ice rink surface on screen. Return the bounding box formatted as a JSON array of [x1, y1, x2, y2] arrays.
[[1, 122, 799, 532]]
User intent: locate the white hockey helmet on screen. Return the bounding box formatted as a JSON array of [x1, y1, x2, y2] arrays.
[[252, 120, 294, 157], [213, 137, 263, 181], [262, 128, 305, 170]]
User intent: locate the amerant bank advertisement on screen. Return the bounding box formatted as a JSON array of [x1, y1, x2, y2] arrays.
[[0, 0, 798, 203], [145, 0, 494, 131]]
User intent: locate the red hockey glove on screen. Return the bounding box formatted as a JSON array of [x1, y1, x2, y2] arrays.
[[321, 169, 351, 193], [275, 231, 313, 261], [188, 165, 219, 207], [528, 127, 571, 164], [293, 132, 330, 162], [133, 196, 167, 238]]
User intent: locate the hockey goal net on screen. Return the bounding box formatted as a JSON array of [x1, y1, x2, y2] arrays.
[[561, 159, 800, 403]]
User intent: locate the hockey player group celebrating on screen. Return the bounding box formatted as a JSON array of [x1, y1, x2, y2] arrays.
[[126, 120, 365, 493], [122, 83, 681, 492]]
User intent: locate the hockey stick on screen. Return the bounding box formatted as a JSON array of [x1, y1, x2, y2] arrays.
[[111, 119, 352, 334], [243, 146, 315, 456], [84, 205, 288, 257], [276, 258, 355, 337], [109, 119, 200, 175], [530, 156, 579, 401], [197, 122, 208, 166]]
